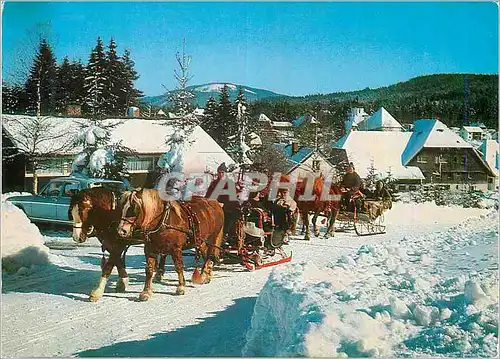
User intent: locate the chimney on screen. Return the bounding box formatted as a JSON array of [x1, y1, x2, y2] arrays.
[[291, 142, 299, 155]]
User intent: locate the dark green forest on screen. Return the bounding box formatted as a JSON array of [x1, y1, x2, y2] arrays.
[[259, 74, 498, 129]]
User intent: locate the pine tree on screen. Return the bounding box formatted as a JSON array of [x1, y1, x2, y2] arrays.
[[117, 49, 143, 115], [84, 37, 107, 119], [54, 56, 73, 114], [69, 60, 86, 106], [24, 39, 58, 116], [201, 96, 219, 139], [217, 84, 237, 150], [104, 38, 120, 116], [2, 82, 22, 114]]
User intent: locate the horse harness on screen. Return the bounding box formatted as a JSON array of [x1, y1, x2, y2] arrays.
[[141, 200, 202, 249]]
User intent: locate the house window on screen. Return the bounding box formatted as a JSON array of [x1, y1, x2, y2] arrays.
[[453, 156, 458, 164], [416, 155, 427, 163], [398, 184, 406, 191], [409, 185, 417, 191]]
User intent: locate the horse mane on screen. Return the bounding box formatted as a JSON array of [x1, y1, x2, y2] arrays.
[[134, 188, 165, 230]]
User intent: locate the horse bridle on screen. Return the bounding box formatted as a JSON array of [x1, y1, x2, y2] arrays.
[[120, 191, 172, 238]]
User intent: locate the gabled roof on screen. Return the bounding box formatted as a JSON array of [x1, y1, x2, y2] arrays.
[[402, 119, 472, 165], [272, 143, 333, 174], [461, 126, 484, 133], [358, 107, 402, 131], [273, 143, 314, 165], [2, 115, 234, 173], [259, 113, 272, 122], [291, 114, 317, 127], [332, 131, 424, 180]]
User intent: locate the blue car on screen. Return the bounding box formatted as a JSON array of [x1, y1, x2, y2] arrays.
[[6, 175, 128, 225]]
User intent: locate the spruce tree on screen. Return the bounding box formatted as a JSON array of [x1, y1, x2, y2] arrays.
[[24, 39, 58, 115], [104, 38, 120, 116], [217, 84, 237, 150], [201, 96, 219, 139], [69, 60, 86, 106], [54, 56, 73, 114], [84, 37, 107, 119], [118, 49, 143, 115]]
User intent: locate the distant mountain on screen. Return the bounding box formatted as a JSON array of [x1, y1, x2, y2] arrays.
[[142, 83, 287, 108]]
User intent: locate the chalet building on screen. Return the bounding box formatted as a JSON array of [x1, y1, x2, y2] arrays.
[[2, 115, 234, 191], [127, 106, 140, 118], [345, 107, 370, 132], [331, 131, 425, 190], [258, 114, 294, 143], [402, 120, 495, 191], [273, 142, 336, 179], [459, 126, 487, 142], [345, 107, 402, 133]]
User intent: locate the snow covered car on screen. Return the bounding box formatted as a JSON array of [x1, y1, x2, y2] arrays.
[[6, 176, 128, 226]]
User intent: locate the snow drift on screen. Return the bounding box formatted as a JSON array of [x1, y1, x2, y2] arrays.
[[1, 196, 51, 274], [243, 211, 498, 357]]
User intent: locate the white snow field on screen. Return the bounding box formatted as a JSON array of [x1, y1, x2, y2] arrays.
[[1, 200, 497, 357]]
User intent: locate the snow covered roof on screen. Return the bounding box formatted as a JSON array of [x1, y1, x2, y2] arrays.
[[157, 109, 166, 116], [193, 108, 205, 116], [291, 114, 317, 127], [2, 115, 234, 173], [272, 121, 293, 128], [461, 126, 484, 133], [259, 114, 272, 122], [333, 131, 424, 180], [358, 107, 402, 131], [271, 143, 315, 172], [402, 119, 473, 165]]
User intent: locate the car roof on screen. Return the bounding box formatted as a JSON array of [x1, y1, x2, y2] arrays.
[[50, 176, 124, 185]]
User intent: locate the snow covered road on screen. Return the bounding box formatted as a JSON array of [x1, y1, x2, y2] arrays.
[[1, 201, 497, 357]]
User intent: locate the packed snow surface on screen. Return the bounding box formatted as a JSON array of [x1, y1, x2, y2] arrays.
[[1, 201, 497, 357]]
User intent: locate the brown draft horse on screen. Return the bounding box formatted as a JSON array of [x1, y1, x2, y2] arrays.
[[117, 188, 224, 300], [292, 175, 342, 240], [69, 187, 143, 301]]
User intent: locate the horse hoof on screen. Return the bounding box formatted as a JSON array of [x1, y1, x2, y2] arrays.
[[139, 291, 152, 301], [115, 278, 128, 293], [153, 274, 163, 283], [89, 295, 100, 302], [176, 287, 185, 295]]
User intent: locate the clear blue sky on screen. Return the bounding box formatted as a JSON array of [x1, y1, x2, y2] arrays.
[[2, 2, 498, 96]]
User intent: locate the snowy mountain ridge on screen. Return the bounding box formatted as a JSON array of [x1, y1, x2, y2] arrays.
[[142, 82, 286, 108]]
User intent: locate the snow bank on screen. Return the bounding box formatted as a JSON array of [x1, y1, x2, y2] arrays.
[[243, 211, 498, 357], [1, 200, 51, 274]]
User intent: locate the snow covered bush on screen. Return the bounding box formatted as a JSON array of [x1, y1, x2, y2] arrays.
[[243, 211, 498, 357], [397, 186, 498, 209], [1, 200, 50, 274]]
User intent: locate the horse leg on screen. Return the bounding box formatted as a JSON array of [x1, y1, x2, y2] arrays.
[[139, 254, 156, 301], [324, 208, 339, 238], [194, 227, 223, 285], [172, 249, 186, 295], [89, 251, 119, 301], [303, 211, 310, 240], [312, 210, 320, 237], [116, 246, 130, 293], [154, 254, 167, 283]]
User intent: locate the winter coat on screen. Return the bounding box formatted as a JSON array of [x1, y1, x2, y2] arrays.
[[341, 172, 362, 189]]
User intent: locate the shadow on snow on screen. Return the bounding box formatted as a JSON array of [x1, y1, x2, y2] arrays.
[[77, 296, 257, 357]]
